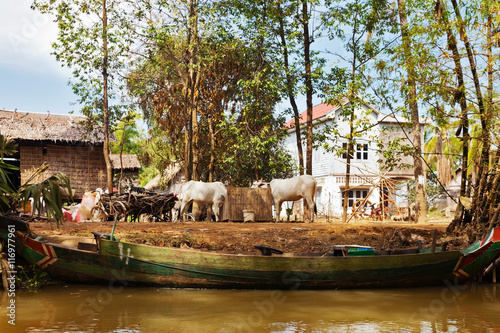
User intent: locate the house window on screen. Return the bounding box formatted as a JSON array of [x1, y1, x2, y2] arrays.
[[356, 143, 368, 160], [342, 142, 368, 160], [342, 189, 368, 208]]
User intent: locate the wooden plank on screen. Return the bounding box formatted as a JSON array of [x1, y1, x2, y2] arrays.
[[222, 186, 273, 222]]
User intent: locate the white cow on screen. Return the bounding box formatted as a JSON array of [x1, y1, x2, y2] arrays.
[[270, 175, 317, 223], [179, 181, 227, 222]]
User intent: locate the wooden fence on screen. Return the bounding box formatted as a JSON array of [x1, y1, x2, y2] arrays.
[[221, 186, 273, 222]]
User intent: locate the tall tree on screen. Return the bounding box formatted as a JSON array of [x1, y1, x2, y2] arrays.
[[275, 0, 305, 175], [186, 0, 201, 181], [449, 0, 490, 228], [228, 0, 322, 178], [396, 0, 427, 223], [322, 0, 397, 222], [301, 0, 314, 176], [32, 0, 131, 191], [128, 0, 214, 182], [128, 6, 292, 186], [433, 0, 470, 226]]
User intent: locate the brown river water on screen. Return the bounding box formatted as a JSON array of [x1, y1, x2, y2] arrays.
[[1, 282, 499, 332]]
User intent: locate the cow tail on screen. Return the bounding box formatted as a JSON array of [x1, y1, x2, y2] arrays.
[[314, 203, 317, 215]]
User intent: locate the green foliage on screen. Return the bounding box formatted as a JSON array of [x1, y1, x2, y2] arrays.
[[128, 6, 294, 185], [0, 133, 17, 162], [18, 163, 73, 226], [0, 161, 17, 211], [319, 0, 403, 173], [138, 165, 159, 188], [215, 113, 294, 186], [110, 112, 144, 155], [31, 0, 132, 131], [0, 134, 72, 226], [400, 170, 445, 208], [16, 264, 51, 291]]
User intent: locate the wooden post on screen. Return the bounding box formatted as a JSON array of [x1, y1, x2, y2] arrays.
[[430, 229, 437, 253], [407, 182, 411, 221], [494, 259, 497, 284], [1, 254, 12, 291]]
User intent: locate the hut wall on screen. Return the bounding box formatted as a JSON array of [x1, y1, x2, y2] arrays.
[[20, 143, 107, 198], [20, 145, 44, 184], [222, 186, 273, 222]]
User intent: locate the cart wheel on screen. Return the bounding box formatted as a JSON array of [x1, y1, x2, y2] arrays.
[[91, 206, 107, 223]]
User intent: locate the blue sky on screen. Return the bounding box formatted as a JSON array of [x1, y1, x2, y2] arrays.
[[0, 2, 80, 116]]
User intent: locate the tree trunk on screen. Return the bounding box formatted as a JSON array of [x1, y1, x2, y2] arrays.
[[185, 0, 200, 181], [450, 0, 489, 227], [278, 2, 304, 175], [397, 0, 426, 223], [439, 0, 469, 227], [302, 0, 313, 177], [191, 102, 199, 181], [342, 133, 354, 224], [185, 113, 192, 181], [208, 117, 215, 182], [102, 0, 113, 193], [118, 124, 127, 195], [301, 0, 314, 222]]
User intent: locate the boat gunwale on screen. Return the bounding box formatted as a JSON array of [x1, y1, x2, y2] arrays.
[[98, 236, 466, 260], [16, 230, 481, 261]]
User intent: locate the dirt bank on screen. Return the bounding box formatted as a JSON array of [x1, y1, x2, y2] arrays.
[[28, 216, 457, 253]]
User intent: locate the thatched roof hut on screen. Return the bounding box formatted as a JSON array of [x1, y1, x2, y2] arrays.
[[0, 109, 111, 199], [110, 154, 142, 190], [0, 109, 105, 144], [109, 154, 141, 170]]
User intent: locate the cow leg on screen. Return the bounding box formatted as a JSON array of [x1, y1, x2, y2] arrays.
[[274, 200, 282, 222], [305, 197, 315, 223], [212, 203, 219, 222], [179, 200, 191, 222]]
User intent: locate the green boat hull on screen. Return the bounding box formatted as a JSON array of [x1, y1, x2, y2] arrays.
[[3, 216, 500, 289]]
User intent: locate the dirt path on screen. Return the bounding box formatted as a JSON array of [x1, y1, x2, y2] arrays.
[[29, 216, 454, 253]]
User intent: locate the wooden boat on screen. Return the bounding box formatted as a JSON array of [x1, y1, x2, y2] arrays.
[[2, 215, 500, 289]]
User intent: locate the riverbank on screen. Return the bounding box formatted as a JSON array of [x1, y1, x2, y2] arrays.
[[29, 215, 457, 253]]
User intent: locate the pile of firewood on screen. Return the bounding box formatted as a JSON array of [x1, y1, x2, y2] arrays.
[[92, 192, 179, 222]]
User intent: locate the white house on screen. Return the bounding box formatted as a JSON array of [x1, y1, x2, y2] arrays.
[[283, 100, 426, 218]]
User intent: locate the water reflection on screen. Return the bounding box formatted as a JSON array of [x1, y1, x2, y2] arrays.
[[1, 283, 499, 332]]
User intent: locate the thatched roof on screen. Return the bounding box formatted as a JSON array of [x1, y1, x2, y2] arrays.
[[0, 109, 107, 144], [144, 174, 161, 191], [110, 154, 141, 170], [144, 163, 182, 190]]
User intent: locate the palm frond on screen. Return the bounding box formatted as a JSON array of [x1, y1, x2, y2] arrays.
[[19, 167, 73, 227], [0, 132, 18, 162]]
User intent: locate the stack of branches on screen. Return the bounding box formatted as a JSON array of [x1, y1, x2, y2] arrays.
[[94, 192, 179, 222], [448, 152, 500, 241]]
